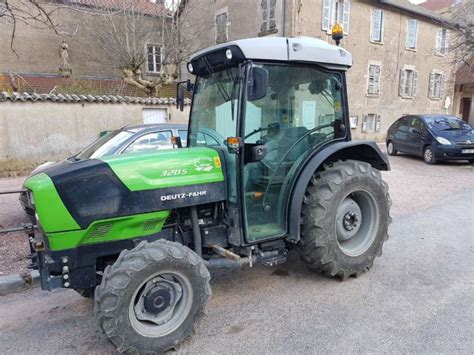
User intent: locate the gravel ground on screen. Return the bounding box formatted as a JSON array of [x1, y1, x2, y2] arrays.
[[0, 188, 472, 354], [0, 177, 30, 276]]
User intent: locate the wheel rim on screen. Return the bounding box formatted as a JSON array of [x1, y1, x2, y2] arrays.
[[335, 190, 380, 257], [129, 270, 193, 338], [424, 148, 432, 162], [387, 142, 394, 154]]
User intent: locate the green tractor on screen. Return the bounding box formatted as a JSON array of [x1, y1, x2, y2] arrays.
[[24, 36, 391, 353]]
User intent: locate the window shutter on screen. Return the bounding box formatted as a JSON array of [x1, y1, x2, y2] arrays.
[[406, 19, 417, 48], [374, 65, 380, 94], [412, 70, 418, 97], [443, 30, 449, 54], [269, 0, 276, 30], [375, 115, 381, 132], [435, 28, 442, 54], [399, 69, 406, 97], [368, 66, 374, 94], [428, 72, 435, 98], [371, 9, 382, 41], [440, 74, 445, 98], [322, 0, 331, 30], [343, 0, 350, 34], [362, 115, 368, 133], [261, 0, 268, 32]]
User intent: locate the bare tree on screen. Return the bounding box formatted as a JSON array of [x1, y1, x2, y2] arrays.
[[443, 1, 474, 71], [78, 0, 207, 95], [0, 0, 60, 54]]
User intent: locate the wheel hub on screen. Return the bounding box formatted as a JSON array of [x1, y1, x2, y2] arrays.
[[143, 286, 172, 315], [336, 197, 362, 242], [134, 276, 183, 326], [343, 211, 360, 231]]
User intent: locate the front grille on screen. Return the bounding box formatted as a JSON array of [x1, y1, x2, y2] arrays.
[[454, 140, 474, 148]]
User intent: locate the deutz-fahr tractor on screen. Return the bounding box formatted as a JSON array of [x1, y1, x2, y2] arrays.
[[21, 36, 391, 353]]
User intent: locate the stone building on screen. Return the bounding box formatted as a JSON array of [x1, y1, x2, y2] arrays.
[[0, 0, 189, 168], [184, 0, 461, 139]]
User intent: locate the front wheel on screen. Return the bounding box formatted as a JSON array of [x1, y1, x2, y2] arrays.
[[423, 146, 437, 165], [386, 141, 398, 156], [298, 160, 391, 280], [94, 240, 211, 354]]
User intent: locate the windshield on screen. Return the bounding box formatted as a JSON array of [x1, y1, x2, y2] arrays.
[[189, 66, 241, 201], [425, 116, 472, 131], [75, 130, 134, 160], [188, 66, 240, 148]]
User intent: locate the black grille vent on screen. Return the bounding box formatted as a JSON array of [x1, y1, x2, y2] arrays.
[[142, 219, 161, 232], [90, 223, 113, 238]]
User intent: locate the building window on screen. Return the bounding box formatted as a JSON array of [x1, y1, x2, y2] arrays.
[[399, 68, 418, 98], [429, 71, 445, 99], [322, 0, 350, 34], [362, 114, 380, 133], [367, 64, 381, 95], [260, 0, 277, 34], [435, 28, 448, 55], [406, 19, 417, 49], [370, 9, 383, 42], [215, 10, 228, 44], [147, 45, 161, 73]]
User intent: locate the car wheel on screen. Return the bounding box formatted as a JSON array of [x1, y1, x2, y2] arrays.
[[423, 146, 437, 165], [386, 141, 398, 156]]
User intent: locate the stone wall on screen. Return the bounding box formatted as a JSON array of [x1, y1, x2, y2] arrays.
[[0, 101, 189, 171]]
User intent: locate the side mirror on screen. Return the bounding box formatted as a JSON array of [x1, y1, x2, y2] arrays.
[[247, 67, 268, 102], [412, 128, 421, 135]]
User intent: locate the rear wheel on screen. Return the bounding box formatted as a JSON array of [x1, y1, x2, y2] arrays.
[[298, 160, 391, 279], [94, 240, 211, 354], [386, 141, 397, 156], [423, 146, 437, 165]]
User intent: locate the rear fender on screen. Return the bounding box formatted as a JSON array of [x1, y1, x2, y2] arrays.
[[287, 141, 389, 242]]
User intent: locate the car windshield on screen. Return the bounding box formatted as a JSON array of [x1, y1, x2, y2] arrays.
[[424, 116, 472, 131], [75, 130, 134, 160]]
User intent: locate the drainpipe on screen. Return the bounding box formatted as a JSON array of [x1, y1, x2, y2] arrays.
[[281, 0, 286, 36]]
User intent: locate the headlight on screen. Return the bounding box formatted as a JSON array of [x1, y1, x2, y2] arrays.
[[225, 49, 233, 60], [435, 137, 451, 145], [187, 62, 193, 73]]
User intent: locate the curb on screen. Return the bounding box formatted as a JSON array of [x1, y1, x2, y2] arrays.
[[0, 270, 40, 296]]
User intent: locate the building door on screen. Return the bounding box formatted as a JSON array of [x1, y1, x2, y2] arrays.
[[460, 98, 471, 123], [143, 108, 167, 124]]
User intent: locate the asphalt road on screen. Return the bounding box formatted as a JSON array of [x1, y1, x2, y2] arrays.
[[0, 153, 473, 354]]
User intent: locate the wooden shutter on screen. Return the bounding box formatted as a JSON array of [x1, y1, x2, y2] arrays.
[[322, 0, 331, 31], [375, 115, 381, 132], [435, 28, 442, 54], [371, 9, 382, 41], [412, 70, 418, 97], [406, 19, 417, 48], [399, 69, 406, 97], [362, 115, 368, 133], [343, 0, 350, 34], [443, 30, 448, 54], [368, 66, 374, 94], [261, 0, 268, 32], [440, 74, 445, 99], [269, 0, 276, 30], [428, 72, 435, 98], [374, 65, 380, 94]]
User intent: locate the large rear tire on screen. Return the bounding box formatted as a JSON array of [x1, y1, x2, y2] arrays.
[[298, 160, 391, 280], [94, 240, 211, 354]]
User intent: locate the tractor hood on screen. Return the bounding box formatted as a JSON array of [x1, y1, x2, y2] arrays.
[[25, 147, 225, 234]]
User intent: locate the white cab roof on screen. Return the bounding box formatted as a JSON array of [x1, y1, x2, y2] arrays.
[[190, 37, 352, 69]]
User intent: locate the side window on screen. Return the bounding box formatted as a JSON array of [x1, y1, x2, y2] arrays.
[[178, 130, 188, 146], [398, 118, 410, 133], [123, 131, 173, 154], [409, 117, 421, 133]]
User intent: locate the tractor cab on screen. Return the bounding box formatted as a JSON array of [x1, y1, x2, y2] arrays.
[[179, 37, 352, 243]]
